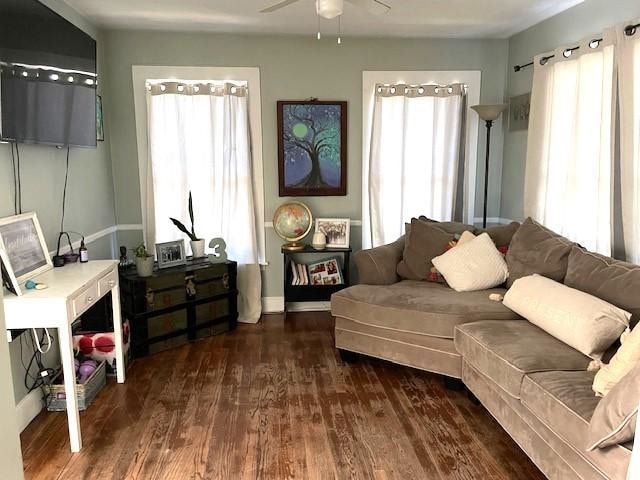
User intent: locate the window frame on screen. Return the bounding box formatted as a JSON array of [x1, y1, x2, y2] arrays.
[[131, 65, 265, 263], [362, 71, 481, 240]]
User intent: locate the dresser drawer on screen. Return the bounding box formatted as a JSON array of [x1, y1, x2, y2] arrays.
[[72, 283, 99, 318], [98, 269, 118, 297]]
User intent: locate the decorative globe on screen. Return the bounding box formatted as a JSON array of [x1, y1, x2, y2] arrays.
[[273, 201, 313, 251]]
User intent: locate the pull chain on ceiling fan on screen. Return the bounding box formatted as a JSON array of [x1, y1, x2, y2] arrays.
[[260, 0, 391, 43]]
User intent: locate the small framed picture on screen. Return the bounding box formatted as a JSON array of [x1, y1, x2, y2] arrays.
[[315, 218, 350, 248], [155, 240, 186, 269], [0, 212, 52, 296], [308, 257, 343, 285]]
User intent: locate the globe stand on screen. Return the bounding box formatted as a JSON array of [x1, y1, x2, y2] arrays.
[[282, 241, 305, 252]]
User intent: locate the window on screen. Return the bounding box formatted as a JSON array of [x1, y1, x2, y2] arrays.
[[525, 32, 615, 255], [132, 66, 264, 323], [362, 71, 481, 248]]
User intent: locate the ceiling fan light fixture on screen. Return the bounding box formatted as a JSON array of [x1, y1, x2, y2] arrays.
[[316, 0, 343, 19]]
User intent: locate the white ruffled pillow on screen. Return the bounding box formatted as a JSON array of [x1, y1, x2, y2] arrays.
[[431, 232, 508, 292], [593, 323, 640, 396]]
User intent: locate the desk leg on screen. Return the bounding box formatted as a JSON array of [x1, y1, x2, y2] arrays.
[[59, 322, 82, 452], [111, 285, 126, 384]]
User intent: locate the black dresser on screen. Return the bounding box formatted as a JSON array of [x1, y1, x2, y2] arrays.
[[119, 260, 238, 358]]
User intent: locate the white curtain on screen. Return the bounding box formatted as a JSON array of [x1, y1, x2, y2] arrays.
[[524, 30, 616, 255], [145, 81, 262, 323], [365, 83, 466, 248], [618, 24, 640, 264]]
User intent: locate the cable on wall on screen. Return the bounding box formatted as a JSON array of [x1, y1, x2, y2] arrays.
[[60, 146, 71, 232], [9, 142, 22, 215]]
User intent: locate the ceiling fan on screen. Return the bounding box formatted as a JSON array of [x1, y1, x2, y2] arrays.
[[260, 0, 391, 18]]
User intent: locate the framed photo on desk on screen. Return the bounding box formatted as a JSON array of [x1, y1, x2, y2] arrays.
[[0, 212, 52, 296]]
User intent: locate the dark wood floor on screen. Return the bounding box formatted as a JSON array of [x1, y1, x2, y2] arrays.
[[21, 312, 544, 480]]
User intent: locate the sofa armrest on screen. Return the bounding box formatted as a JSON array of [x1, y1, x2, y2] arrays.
[[354, 236, 405, 285]]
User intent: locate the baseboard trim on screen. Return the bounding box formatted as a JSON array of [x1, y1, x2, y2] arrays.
[[262, 297, 331, 314], [262, 296, 284, 313], [16, 389, 43, 433]]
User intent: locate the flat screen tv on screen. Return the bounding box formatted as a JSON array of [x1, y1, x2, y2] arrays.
[[0, 0, 97, 147]]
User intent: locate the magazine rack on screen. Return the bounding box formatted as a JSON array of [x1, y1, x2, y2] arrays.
[[281, 245, 351, 320]]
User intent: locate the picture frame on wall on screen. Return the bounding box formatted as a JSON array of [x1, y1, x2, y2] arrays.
[[96, 95, 104, 141], [155, 240, 187, 269], [277, 100, 347, 197], [509, 92, 530, 132], [0, 212, 53, 296], [315, 218, 350, 248]]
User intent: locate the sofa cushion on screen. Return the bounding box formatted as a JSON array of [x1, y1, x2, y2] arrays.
[[475, 221, 521, 248], [521, 371, 600, 452], [331, 281, 520, 340], [505, 217, 574, 288], [564, 246, 640, 327], [588, 363, 640, 450], [397, 220, 459, 281], [454, 320, 591, 398]]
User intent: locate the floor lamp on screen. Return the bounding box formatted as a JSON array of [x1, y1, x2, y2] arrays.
[[471, 104, 507, 228]]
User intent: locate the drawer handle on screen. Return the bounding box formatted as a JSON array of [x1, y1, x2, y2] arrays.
[[223, 273, 230, 289], [86, 296, 94, 303]]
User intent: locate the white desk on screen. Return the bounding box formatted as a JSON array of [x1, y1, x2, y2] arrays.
[[3, 260, 125, 452]]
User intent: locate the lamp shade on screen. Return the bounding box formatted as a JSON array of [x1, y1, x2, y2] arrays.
[[471, 104, 508, 121], [316, 0, 343, 19]]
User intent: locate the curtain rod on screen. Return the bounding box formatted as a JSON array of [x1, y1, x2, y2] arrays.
[[513, 22, 639, 73]]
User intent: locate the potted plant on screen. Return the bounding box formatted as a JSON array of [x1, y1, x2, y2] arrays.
[[170, 191, 205, 258], [133, 243, 154, 277]]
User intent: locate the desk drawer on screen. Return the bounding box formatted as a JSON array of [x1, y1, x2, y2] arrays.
[[72, 283, 99, 318], [98, 269, 118, 297]]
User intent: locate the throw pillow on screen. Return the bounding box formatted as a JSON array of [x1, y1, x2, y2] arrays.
[[503, 275, 631, 359], [593, 323, 640, 396], [505, 218, 575, 288], [397, 219, 460, 280], [431, 233, 509, 292], [427, 231, 476, 283], [587, 363, 640, 450], [564, 246, 640, 328]]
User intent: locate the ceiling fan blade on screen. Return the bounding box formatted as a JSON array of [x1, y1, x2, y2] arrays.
[[346, 0, 390, 15], [260, 0, 302, 13]]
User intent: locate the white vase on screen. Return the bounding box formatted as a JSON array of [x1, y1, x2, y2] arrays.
[[191, 239, 205, 258], [312, 232, 326, 250], [135, 256, 155, 277]]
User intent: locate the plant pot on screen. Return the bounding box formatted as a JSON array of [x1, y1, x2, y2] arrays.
[[190, 239, 205, 259], [135, 256, 155, 277]]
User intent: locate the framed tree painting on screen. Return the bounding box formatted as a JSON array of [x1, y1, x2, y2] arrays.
[[278, 100, 347, 196]]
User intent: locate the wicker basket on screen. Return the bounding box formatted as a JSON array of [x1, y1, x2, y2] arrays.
[[46, 361, 106, 412]]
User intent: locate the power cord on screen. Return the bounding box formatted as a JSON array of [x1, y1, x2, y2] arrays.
[[9, 142, 22, 215], [60, 146, 70, 232], [20, 329, 55, 394]]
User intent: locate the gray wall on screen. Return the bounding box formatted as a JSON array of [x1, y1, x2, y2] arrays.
[[0, 290, 24, 479], [501, 0, 640, 221], [0, 1, 116, 405], [103, 31, 509, 297]]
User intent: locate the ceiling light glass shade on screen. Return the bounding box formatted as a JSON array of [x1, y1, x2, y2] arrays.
[[316, 0, 343, 19], [471, 104, 508, 121]]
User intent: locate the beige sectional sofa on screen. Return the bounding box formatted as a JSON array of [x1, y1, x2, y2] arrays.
[[331, 218, 637, 480]]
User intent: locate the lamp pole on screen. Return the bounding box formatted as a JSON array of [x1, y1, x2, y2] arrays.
[[483, 119, 493, 229], [470, 104, 507, 229]]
